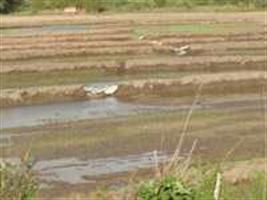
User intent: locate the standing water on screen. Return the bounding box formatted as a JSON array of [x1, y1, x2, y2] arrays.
[[0, 97, 175, 129]]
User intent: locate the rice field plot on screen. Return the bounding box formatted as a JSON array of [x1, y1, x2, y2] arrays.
[[0, 12, 266, 198]]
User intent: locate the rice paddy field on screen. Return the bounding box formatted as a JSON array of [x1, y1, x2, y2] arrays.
[[0, 12, 266, 199]]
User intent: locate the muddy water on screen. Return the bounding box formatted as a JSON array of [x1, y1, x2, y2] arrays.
[[1, 24, 89, 36], [0, 97, 177, 129], [6, 151, 170, 184], [0, 96, 263, 129], [0, 96, 263, 187]]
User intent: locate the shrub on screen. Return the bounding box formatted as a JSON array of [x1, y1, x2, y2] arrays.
[[137, 176, 195, 200], [0, 0, 23, 13], [0, 157, 38, 200]]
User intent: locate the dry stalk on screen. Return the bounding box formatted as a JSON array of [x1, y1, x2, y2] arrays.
[[213, 172, 222, 200], [153, 150, 161, 178], [177, 139, 198, 178], [164, 82, 204, 174]]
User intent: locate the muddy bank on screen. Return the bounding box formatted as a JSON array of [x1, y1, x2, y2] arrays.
[[0, 71, 265, 108], [0, 84, 85, 108]]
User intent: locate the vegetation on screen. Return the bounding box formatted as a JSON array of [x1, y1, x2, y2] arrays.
[[134, 171, 267, 200], [0, 0, 24, 13], [0, 0, 266, 14], [0, 152, 38, 200], [137, 176, 195, 200]]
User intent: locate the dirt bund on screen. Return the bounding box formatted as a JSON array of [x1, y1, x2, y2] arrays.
[[2, 35, 266, 52], [1, 12, 265, 28], [0, 85, 86, 108], [2, 34, 133, 47], [1, 45, 156, 61], [1, 55, 266, 73], [0, 71, 265, 108], [1, 40, 265, 55], [2, 31, 265, 47], [1, 40, 149, 51]]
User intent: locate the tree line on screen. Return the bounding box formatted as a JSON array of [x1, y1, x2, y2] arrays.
[[1, 0, 266, 14]]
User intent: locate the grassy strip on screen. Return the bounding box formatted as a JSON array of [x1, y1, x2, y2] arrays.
[[0, 68, 191, 89]]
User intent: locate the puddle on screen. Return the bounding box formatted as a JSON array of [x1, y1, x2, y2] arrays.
[[1, 24, 89, 36], [4, 151, 170, 184]]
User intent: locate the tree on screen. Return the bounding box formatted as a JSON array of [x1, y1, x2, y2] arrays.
[[0, 0, 23, 13]]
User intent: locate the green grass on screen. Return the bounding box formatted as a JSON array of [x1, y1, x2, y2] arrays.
[[134, 24, 214, 36], [221, 172, 266, 200], [2, 0, 266, 14], [1, 68, 106, 89], [88, 165, 266, 200], [133, 22, 259, 37], [0, 157, 38, 200], [194, 171, 266, 200], [0, 68, 189, 89]]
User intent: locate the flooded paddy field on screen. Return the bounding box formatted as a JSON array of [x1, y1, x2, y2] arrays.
[[0, 12, 266, 198]]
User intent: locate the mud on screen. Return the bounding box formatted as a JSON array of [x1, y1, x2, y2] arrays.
[[4, 151, 169, 184]]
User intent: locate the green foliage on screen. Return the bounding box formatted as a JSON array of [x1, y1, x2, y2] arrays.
[[193, 170, 217, 200], [154, 0, 167, 7], [0, 0, 23, 13], [137, 176, 195, 200], [2, 0, 266, 13], [0, 157, 38, 200], [222, 172, 267, 200]]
